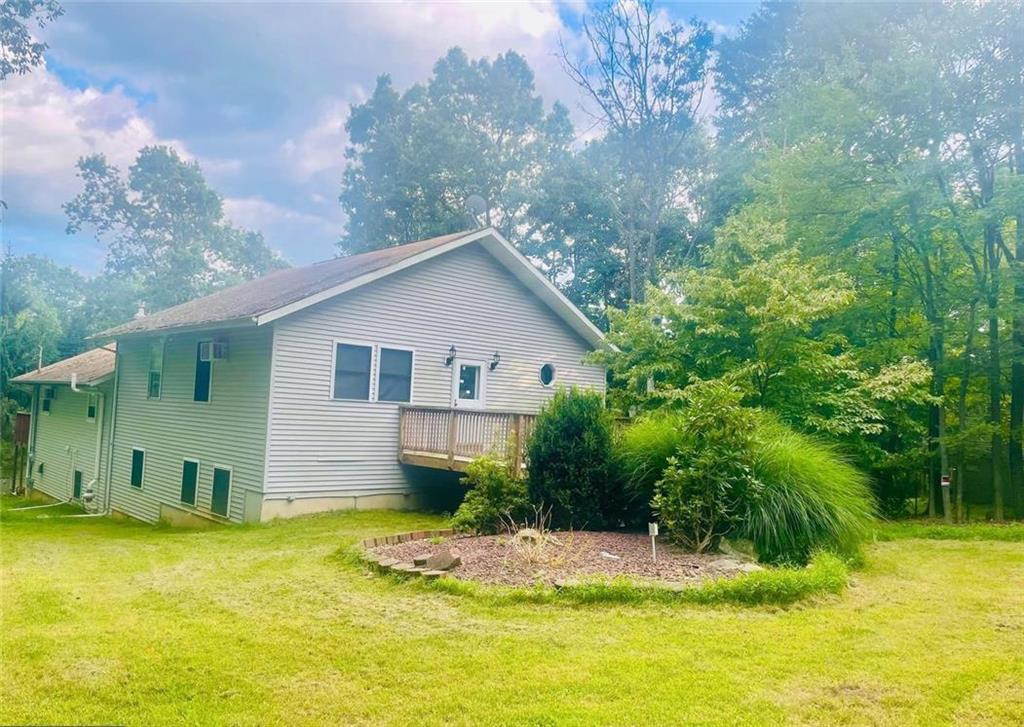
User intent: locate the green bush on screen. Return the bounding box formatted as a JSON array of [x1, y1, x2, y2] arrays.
[[451, 456, 530, 534], [743, 418, 875, 564], [526, 387, 618, 529], [619, 383, 876, 565], [651, 382, 762, 552]]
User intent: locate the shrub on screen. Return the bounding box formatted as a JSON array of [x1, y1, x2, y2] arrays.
[[650, 382, 762, 551], [743, 417, 875, 564], [451, 456, 530, 534], [526, 387, 618, 529]]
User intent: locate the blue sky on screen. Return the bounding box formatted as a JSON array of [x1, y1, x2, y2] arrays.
[[1, 1, 756, 275]]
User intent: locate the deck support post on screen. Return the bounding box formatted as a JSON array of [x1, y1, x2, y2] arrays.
[[446, 410, 457, 470]]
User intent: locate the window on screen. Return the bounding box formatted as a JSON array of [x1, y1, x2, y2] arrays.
[[86, 393, 98, 420], [42, 386, 54, 413], [42, 398, 52, 414], [458, 364, 480, 400], [180, 459, 199, 506], [148, 340, 164, 398], [539, 363, 556, 387], [211, 467, 231, 517], [377, 347, 413, 403], [73, 470, 83, 499], [453, 361, 485, 409], [194, 342, 212, 402], [333, 343, 372, 400], [130, 448, 145, 488]]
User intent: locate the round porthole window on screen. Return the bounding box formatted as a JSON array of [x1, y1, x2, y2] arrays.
[[539, 363, 556, 387]]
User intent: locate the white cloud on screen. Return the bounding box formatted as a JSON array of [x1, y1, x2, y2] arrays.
[[279, 100, 350, 184], [223, 195, 342, 263], [0, 63, 188, 215]]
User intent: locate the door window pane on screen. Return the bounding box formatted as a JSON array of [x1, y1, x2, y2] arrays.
[[458, 364, 480, 400], [181, 460, 199, 506], [211, 467, 231, 517], [333, 343, 372, 400], [378, 348, 412, 402]]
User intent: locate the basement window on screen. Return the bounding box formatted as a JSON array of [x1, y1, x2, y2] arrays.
[[333, 342, 372, 400], [130, 448, 145, 489]]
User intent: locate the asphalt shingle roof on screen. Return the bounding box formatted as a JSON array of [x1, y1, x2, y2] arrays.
[[95, 230, 476, 338], [11, 344, 117, 386]]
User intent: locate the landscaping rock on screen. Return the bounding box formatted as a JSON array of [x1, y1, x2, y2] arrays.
[[377, 558, 399, 569], [423, 549, 461, 571], [412, 554, 431, 567], [421, 570, 447, 580]]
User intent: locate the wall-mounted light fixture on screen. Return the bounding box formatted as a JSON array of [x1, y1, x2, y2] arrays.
[[489, 351, 501, 370], [445, 345, 457, 367]]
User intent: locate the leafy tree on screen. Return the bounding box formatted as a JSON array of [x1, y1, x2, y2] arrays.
[[559, 0, 713, 301], [64, 146, 285, 312], [339, 48, 572, 254], [0, 0, 63, 80]]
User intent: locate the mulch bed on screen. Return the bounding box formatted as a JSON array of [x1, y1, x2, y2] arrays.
[[370, 531, 760, 587]]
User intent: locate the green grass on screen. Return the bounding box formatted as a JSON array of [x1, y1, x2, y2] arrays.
[[3, 497, 1023, 725], [873, 519, 1024, 543]]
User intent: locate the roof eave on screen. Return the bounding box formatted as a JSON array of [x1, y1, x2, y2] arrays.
[[88, 316, 258, 341]]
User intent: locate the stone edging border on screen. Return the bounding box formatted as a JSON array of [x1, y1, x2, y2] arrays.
[[357, 528, 458, 581]]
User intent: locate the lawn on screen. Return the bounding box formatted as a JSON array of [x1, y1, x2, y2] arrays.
[[2, 497, 1022, 726]]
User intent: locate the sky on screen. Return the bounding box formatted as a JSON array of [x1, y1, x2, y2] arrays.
[[1, 1, 756, 275]]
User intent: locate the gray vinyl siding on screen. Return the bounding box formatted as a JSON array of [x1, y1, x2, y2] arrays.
[[265, 242, 606, 500], [108, 327, 272, 523], [29, 382, 111, 504]]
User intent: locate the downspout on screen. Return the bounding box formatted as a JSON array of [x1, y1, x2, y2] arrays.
[[26, 384, 40, 487], [102, 347, 121, 514], [91, 390, 105, 510]]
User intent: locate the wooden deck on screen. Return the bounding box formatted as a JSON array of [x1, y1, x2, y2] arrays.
[[398, 406, 536, 472]]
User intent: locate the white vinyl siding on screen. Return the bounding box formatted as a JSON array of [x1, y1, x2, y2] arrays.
[[264, 241, 605, 501], [29, 381, 112, 506], [107, 327, 272, 523]]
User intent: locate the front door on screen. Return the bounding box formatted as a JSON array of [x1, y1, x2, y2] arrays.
[[451, 359, 486, 410]]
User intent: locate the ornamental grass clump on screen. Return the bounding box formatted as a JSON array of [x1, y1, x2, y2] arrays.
[[743, 418, 875, 565], [622, 381, 877, 564]]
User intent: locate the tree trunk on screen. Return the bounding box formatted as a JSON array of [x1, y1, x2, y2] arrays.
[[988, 301, 1005, 522], [926, 319, 946, 519], [957, 299, 978, 523]]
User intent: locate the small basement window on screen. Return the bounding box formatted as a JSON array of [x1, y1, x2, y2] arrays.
[[333, 343, 372, 400], [194, 342, 212, 402], [377, 347, 413, 403], [148, 339, 164, 399], [130, 448, 145, 488], [539, 363, 556, 387]]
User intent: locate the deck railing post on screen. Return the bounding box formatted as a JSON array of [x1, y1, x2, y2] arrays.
[[511, 414, 523, 474], [446, 409, 457, 469]]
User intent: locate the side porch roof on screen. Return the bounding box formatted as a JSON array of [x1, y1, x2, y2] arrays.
[[10, 344, 117, 387]]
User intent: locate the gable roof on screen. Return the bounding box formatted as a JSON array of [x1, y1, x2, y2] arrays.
[[93, 228, 608, 350], [10, 344, 116, 387]]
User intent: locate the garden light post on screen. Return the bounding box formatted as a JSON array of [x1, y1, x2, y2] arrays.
[[649, 522, 658, 562]]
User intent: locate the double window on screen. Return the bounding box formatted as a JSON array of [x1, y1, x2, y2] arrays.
[[331, 342, 413, 403]]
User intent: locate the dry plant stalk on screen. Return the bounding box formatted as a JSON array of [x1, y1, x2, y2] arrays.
[[500, 504, 583, 572]]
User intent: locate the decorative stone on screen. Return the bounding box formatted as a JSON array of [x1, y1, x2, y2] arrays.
[[390, 562, 418, 574], [423, 549, 461, 571], [421, 570, 447, 580], [412, 554, 431, 567], [377, 558, 399, 569]]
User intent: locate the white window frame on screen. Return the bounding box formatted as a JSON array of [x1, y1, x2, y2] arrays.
[[85, 392, 99, 422], [180, 458, 200, 507], [451, 358, 487, 410], [539, 363, 558, 388], [130, 447, 146, 489], [330, 338, 377, 402], [376, 344, 416, 404], [148, 339, 165, 400], [210, 465, 232, 518], [194, 339, 214, 404]]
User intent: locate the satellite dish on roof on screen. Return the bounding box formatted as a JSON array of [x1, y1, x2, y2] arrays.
[[465, 195, 488, 227]]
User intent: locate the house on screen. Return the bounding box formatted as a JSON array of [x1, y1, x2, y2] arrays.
[[12, 228, 608, 524]]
